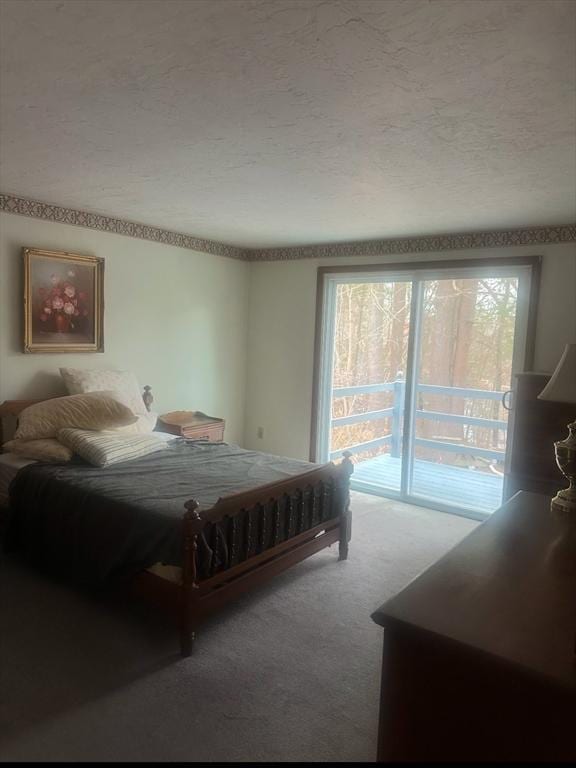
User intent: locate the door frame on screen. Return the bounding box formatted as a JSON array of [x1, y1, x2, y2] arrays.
[[310, 255, 541, 512]]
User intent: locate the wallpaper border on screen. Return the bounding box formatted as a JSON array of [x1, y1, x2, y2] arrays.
[[0, 193, 246, 260], [247, 224, 576, 261], [1, 192, 574, 261]]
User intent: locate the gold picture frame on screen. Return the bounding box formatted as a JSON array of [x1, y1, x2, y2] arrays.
[[23, 248, 104, 353]]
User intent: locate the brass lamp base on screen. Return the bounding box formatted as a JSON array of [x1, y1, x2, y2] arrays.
[[551, 420, 576, 518], [550, 490, 576, 515]]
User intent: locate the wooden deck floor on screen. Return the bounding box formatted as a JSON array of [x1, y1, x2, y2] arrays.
[[351, 453, 503, 514]]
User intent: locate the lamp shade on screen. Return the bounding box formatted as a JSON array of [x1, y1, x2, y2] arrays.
[[538, 343, 576, 404]]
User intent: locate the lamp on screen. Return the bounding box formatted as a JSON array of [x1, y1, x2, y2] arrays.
[[538, 343, 576, 515]]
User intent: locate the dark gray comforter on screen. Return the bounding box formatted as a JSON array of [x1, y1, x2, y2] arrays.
[[7, 440, 314, 586]]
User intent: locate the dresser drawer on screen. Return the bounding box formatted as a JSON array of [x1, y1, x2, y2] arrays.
[[182, 423, 225, 442]]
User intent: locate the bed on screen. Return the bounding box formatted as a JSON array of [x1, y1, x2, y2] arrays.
[[0, 391, 353, 656]]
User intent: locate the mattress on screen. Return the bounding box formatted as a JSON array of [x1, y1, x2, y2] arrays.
[[0, 432, 178, 506], [0, 433, 183, 582], [0, 453, 35, 507], [5, 436, 315, 586]]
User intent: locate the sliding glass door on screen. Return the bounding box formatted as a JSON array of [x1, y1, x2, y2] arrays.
[[324, 278, 412, 494], [314, 260, 537, 519]]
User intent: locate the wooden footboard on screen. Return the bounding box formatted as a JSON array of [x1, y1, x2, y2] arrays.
[[179, 452, 354, 655], [135, 453, 354, 656]]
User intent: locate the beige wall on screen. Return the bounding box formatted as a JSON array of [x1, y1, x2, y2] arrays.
[[0, 212, 250, 444], [244, 244, 576, 460]]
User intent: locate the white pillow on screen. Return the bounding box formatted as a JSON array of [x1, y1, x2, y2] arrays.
[[58, 428, 168, 467], [60, 367, 147, 416]]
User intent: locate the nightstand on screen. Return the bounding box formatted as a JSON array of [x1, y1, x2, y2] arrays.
[[156, 411, 225, 442]]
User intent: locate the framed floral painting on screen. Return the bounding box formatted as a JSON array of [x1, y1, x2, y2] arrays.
[[23, 248, 104, 353]]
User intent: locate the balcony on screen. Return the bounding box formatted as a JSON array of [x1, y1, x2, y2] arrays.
[[330, 380, 507, 515]]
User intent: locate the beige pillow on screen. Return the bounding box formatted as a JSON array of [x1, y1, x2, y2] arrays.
[[59, 428, 168, 467], [3, 438, 73, 463], [107, 411, 158, 435], [15, 392, 138, 441], [60, 367, 147, 415]]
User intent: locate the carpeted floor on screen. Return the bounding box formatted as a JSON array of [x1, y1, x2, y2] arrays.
[[0, 492, 477, 762]]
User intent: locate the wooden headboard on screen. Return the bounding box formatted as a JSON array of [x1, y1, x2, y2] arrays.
[[0, 386, 154, 445]]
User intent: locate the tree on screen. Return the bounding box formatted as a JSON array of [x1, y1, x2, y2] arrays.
[[330, 277, 517, 470]]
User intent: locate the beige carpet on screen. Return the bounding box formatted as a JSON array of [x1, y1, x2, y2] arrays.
[[0, 492, 477, 762]]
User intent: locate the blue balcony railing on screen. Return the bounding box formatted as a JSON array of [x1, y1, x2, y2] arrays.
[[329, 379, 507, 461]]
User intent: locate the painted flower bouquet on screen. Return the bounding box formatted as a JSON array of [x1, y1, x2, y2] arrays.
[[38, 269, 89, 333]]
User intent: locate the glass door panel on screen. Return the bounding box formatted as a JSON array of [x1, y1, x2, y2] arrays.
[[329, 280, 412, 495], [407, 277, 519, 514]]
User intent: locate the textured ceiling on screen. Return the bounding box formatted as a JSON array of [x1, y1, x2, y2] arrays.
[[1, 0, 575, 248]]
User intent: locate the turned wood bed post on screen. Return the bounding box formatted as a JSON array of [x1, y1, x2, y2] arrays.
[[339, 451, 354, 561], [181, 499, 204, 657], [142, 386, 154, 412]]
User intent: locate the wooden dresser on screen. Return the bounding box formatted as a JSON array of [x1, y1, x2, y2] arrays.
[[371, 491, 576, 762], [504, 372, 576, 500]]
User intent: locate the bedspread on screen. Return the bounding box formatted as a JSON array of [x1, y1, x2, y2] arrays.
[[7, 440, 314, 586]]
